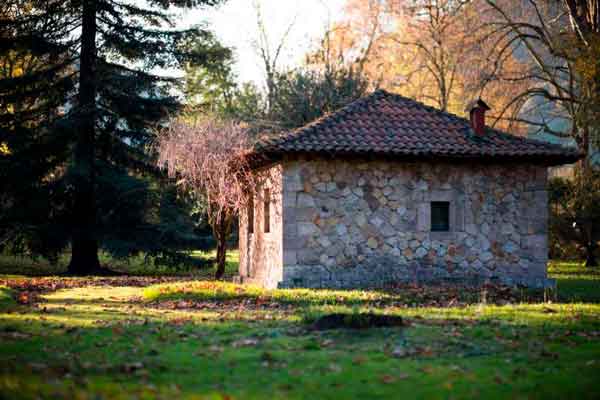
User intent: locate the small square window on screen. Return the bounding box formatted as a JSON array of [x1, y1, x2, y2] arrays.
[[248, 196, 254, 235], [431, 202, 450, 232]]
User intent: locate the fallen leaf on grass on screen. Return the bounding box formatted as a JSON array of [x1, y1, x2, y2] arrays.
[[209, 345, 224, 354], [2, 331, 31, 340], [27, 362, 48, 372], [392, 346, 409, 358], [352, 355, 367, 365], [420, 366, 433, 374], [169, 317, 191, 326], [121, 362, 144, 373], [17, 292, 38, 304], [416, 346, 434, 357], [328, 363, 342, 373], [231, 338, 259, 347]]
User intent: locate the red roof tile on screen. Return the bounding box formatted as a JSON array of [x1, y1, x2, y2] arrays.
[[256, 90, 581, 165]]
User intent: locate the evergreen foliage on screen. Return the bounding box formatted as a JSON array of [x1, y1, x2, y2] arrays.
[[268, 67, 370, 130], [184, 64, 370, 132], [0, 0, 229, 273]]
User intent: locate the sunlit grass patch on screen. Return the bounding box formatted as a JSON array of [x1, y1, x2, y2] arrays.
[[142, 279, 545, 310], [143, 260, 600, 309], [143, 280, 395, 306]]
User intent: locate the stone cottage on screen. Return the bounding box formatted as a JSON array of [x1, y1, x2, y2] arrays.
[[235, 90, 580, 289]]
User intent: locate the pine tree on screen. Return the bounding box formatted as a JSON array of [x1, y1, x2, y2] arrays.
[[1, 0, 229, 274], [0, 1, 75, 260]]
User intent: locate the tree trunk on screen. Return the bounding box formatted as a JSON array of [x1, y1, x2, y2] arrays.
[[69, 235, 102, 274], [212, 212, 233, 280], [585, 244, 598, 267], [580, 123, 590, 172], [68, 0, 101, 275], [215, 234, 227, 280]]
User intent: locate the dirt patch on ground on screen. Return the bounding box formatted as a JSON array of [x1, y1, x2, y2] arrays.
[[311, 313, 405, 330]]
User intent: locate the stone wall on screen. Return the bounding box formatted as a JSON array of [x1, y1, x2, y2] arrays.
[[237, 164, 283, 288], [278, 157, 550, 288]]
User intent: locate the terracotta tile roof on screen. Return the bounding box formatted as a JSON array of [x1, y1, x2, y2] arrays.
[[256, 90, 581, 165]]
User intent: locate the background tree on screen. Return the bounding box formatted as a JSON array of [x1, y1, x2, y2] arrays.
[[480, 0, 600, 155], [251, 0, 296, 115], [157, 116, 261, 279], [480, 0, 600, 266], [388, 0, 470, 113], [184, 50, 269, 128], [267, 66, 370, 130], [184, 15, 371, 134], [184, 37, 238, 116], [549, 169, 600, 267], [1, 0, 229, 274], [305, 0, 386, 89], [307, 0, 531, 129]]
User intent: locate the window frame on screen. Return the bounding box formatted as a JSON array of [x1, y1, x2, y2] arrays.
[[248, 195, 254, 235], [430, 201, 450, 232], [263, 188, 271, 233]]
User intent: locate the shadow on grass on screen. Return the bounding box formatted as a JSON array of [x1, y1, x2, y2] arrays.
[[0, 250, 239, 278], [40, 297, 137, 307], [555, 278, 600, 303], [0, 286, 16, 310], [549, 261, 600, 303]]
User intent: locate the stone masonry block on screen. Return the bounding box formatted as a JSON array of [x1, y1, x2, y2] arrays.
[[416, 203, 430, 232]]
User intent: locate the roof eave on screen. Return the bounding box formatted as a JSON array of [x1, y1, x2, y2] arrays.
[[248, 148, 583, 168]]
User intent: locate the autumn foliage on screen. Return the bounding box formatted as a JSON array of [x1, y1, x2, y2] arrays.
[[307, 0, 554, 135]]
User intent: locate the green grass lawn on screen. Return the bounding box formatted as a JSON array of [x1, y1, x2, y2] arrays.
[[0, 258, 599, 399]]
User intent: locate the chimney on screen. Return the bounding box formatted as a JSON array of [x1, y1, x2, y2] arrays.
[[467, 99, 491, 136]]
